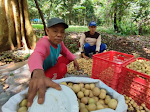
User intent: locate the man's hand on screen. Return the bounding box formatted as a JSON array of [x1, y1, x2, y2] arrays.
[[96, 51, 99, 54], [73, 59, 80, 70], [27, 69, 61, 107], [82, 53, 89, 60]]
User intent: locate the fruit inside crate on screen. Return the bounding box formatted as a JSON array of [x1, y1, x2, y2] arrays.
[[118, 57, 150, 109], [93, 50, 134, 63], [91, 51, 135, 90], [118, 78, 150, 109]]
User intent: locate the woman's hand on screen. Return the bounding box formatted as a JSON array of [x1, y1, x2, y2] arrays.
[[73, 59, 80, 70], [27, 69, 61, 107]]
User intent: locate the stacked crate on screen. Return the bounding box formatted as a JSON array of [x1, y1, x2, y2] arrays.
[[118, 57, 150, 109], [91, 51, 134, 90]]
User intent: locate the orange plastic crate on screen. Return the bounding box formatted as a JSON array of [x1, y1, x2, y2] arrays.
[[118, 57, 150, 109], [91, 50, 134, 90]]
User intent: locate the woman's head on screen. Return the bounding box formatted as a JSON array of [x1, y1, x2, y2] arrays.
[[46, 18, 68, 46]]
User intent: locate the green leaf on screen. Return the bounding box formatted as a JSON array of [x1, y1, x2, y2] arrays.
[[10, 73, 14, 76], [24, 53, 30, 59]]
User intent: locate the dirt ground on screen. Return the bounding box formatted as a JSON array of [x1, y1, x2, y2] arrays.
[[0, 33, 150, 67], [0, 33, 150, 112], [64, 32, 150, 59]]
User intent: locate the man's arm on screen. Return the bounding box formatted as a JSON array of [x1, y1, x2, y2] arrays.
[[79, 33, 85, 53], [96, 35, 101, 53], [79, 34, 89, 59]]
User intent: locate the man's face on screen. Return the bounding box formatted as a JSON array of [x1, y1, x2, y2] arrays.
[[88, 26, 96, 35], [46, 24, 65, 46]]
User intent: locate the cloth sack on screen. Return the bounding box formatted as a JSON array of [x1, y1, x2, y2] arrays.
[[2, 77, 127, 112]]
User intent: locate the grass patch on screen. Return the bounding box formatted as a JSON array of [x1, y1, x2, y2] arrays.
[[31, 24, 115, 34], [32, 24, 44, 30], [65, 25, 88, 32]]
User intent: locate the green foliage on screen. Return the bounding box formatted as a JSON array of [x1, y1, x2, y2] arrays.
[[28, 0, 150, 35], [68, 43, 79, 53], [24, 53, 31, 59], [63, 37, 79, 53], [73, 5, 86, 9], [96, 26, 115, 34], [10, 73, 15, 76]]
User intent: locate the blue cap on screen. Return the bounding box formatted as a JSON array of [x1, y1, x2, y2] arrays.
[[89, 21, 97, 26]]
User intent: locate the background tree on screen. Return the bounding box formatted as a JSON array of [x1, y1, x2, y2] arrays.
[[132, 0, 150, 34], [28, 0, 39, 22], [27, 0, 150, 35], [34, 0, 47, 35]]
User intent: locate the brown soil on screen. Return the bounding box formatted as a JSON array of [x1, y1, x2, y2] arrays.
[[0, 32, 150, 67]]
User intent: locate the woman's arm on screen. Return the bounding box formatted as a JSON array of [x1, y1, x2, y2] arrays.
[[28, 37, 50, 73]]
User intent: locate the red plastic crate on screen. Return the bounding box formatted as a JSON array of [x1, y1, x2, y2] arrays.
[[91, 50, 134, 90], [118, 57, 150, 109]]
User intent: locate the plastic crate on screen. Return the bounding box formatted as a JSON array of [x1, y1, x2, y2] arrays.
[[118, 57, 150, 109], [91, 50, 134, 90]]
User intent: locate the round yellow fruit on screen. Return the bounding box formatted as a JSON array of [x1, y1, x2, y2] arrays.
[[20, 99, 27, 107], [77, 91, 84, 99], [92, 87, 100, 96], [72, 84, 80, 93], [87, 103, 96, 111], [108, 99, 118, 110], [18, 107, 27, 112]]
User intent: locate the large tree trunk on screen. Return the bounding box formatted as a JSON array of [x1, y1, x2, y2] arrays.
[[5, 0, 15, 50], [11, 0, 22, 48], [23, 0, 36, 49], [0, 0, 9, 52], [0, 0, 37, 52], [18, 0, 28, 51]]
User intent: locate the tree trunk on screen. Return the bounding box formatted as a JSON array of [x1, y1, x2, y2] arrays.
[[114, 12, 118, 31], [23, 0, 36, 49], [0, 0, 9, 52], [18, 0, 29, 51], [113, 4, 118, 32], [0, 0, 37, 52], [118, 10, 122, 32], [105, 0, 111, 26], [5, 0, 15, 50], [34, 0, 47, 35], [84, 8, 86, 26], [68, 0, 73, 25], [139, 23, 142, 35], [11, 0, 22, 48]]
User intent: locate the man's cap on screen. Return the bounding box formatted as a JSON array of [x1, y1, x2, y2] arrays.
[[47, 18, 68, 29], [89, 21, 97, 27]]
